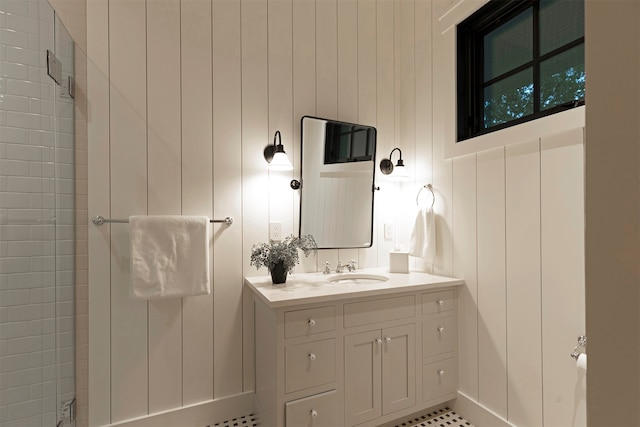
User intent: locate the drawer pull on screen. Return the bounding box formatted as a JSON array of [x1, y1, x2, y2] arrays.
[[384, 337, 391, 343], [437, 369, 445, 376], [436, 299, 444, 306], [310, 409, 318, 418], [437, 327, 445, 333], [308, 318, 316, 327], [375, 338, 382, 345], [308, 353, 316, 361]]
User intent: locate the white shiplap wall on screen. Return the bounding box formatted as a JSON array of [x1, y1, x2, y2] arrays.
[[87, 0, 432, 424], [87, 0, 586, 425], [433, 1, 586, 426]]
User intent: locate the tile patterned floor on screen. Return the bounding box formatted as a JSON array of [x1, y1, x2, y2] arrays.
[[394, 407, 474, 427], [211, 407, 472, 427], [212, 414, 258, 427]]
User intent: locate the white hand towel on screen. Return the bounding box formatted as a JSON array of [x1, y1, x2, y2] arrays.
[[130, 215, 210, 299], [409, 206, 436, 264]]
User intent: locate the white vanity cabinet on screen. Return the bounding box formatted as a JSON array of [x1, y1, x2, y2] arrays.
[[344, 323, 416, 426], [343, 294, 417, 426], [246, 270, 463, 427], [421, 290, 458, 405], [254, 301, 341, 427]]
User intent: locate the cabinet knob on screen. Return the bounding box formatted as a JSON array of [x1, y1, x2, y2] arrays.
[[437, 369, 445, 376], [308, 353, 316, 361], [437, 327, 445, 333], [384, 337, 391, 343], [375, 338, 382, 345], [436, 299, 444, 306], [308, 319, 316, 327], [310, 409, 318, 418]]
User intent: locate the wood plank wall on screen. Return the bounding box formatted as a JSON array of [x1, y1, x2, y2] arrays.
[[87, 0, 586, 425], [87, 0, 433, 424], [448, 135, 586, 427], [433, 1, 587, 426]]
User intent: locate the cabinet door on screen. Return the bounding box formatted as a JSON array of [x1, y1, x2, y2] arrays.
[[381, 324, 416, 415], [344, 330, 382, 426]]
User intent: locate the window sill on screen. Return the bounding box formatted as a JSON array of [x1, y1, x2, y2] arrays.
[[444, 106, 585, 159]]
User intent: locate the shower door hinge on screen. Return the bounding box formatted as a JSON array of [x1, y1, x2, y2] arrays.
[[60, 75, 74, 99], [68, 75, 75, 99], [59, 398, 76, 425], [47, 49, 62, 85]]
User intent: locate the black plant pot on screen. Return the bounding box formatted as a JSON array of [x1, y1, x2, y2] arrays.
[[270, 261, 288, 285]]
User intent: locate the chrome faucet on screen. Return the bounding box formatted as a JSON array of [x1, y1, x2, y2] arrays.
[[323, 261, 331, 275], [336, 260, 357, 273]]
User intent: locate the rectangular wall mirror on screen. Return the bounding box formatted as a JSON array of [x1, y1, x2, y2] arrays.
[[299, 116, 377, 249]]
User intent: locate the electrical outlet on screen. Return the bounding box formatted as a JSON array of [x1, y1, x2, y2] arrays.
[[384, 223, 394, 240], [269, 222, 282, 241]]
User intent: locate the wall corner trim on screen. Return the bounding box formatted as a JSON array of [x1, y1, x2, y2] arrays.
[[105, 392, 254, 427], [451, 391, 516, 427]]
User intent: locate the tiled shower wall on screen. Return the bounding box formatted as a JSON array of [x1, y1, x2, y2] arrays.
[[0, 0, 76, 425]]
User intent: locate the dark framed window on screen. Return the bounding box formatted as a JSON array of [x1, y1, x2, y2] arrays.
[[457, 0, 585, 141]]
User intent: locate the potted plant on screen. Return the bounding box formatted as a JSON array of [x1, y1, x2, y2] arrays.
[[250, 234, 317, 284]]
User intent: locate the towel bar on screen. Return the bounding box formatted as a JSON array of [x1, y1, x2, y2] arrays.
[[91, 215, 233, 226]]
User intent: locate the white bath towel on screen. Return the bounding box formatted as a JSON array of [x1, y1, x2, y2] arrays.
[[409, 206, 436, 264], [130, 215, 210, 299]]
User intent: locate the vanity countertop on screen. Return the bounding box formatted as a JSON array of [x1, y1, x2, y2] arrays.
[[244, 267, 464, 309]]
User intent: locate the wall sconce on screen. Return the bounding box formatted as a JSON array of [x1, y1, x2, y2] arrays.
[[263, 130, 293, 171], [379, 147, 409, 179]]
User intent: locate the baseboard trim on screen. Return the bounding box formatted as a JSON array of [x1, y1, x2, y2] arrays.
[[107, 392, 254, 427], [451, 391, 516, 427]]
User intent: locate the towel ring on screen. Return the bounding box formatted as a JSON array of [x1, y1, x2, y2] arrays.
[[416, 184, 435, 208]]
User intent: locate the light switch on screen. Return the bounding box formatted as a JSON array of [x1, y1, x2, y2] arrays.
[[384, 223, 393, 240]]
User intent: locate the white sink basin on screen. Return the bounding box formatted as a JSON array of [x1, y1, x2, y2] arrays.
[[327, 273, 389, 285]]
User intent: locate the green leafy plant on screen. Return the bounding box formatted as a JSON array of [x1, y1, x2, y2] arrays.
[[250, 234, 317, 273]]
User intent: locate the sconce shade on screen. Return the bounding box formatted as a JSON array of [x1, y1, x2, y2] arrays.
[[390, 163, 409, 179], [264, 130, 293, 171], [270, 151, 293, 171]]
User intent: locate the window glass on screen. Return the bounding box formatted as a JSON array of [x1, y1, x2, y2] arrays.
[[457, 0, 584, 141], [483, 8, 533, 81], [484, 68, 534, 128], [540, 45, 585, 110], [351, 130, 369, 159], [540, 0, 584, 55]]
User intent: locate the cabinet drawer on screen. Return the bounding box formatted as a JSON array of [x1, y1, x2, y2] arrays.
[[422, 290, 455, 315], [285, 305, 335, 339], [286, 390, 341, 427], [422, 315, 457, 358], [285, 339, 336, 393], [422, 358, 457, 402], [344, 295, 415, 328]]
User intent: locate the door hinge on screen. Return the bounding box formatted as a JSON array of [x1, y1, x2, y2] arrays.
[[47, 49, 62, 85]]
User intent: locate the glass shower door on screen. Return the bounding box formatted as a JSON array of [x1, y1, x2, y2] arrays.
[[53, 10, 76, 427], [0, 0, 75, 425]]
